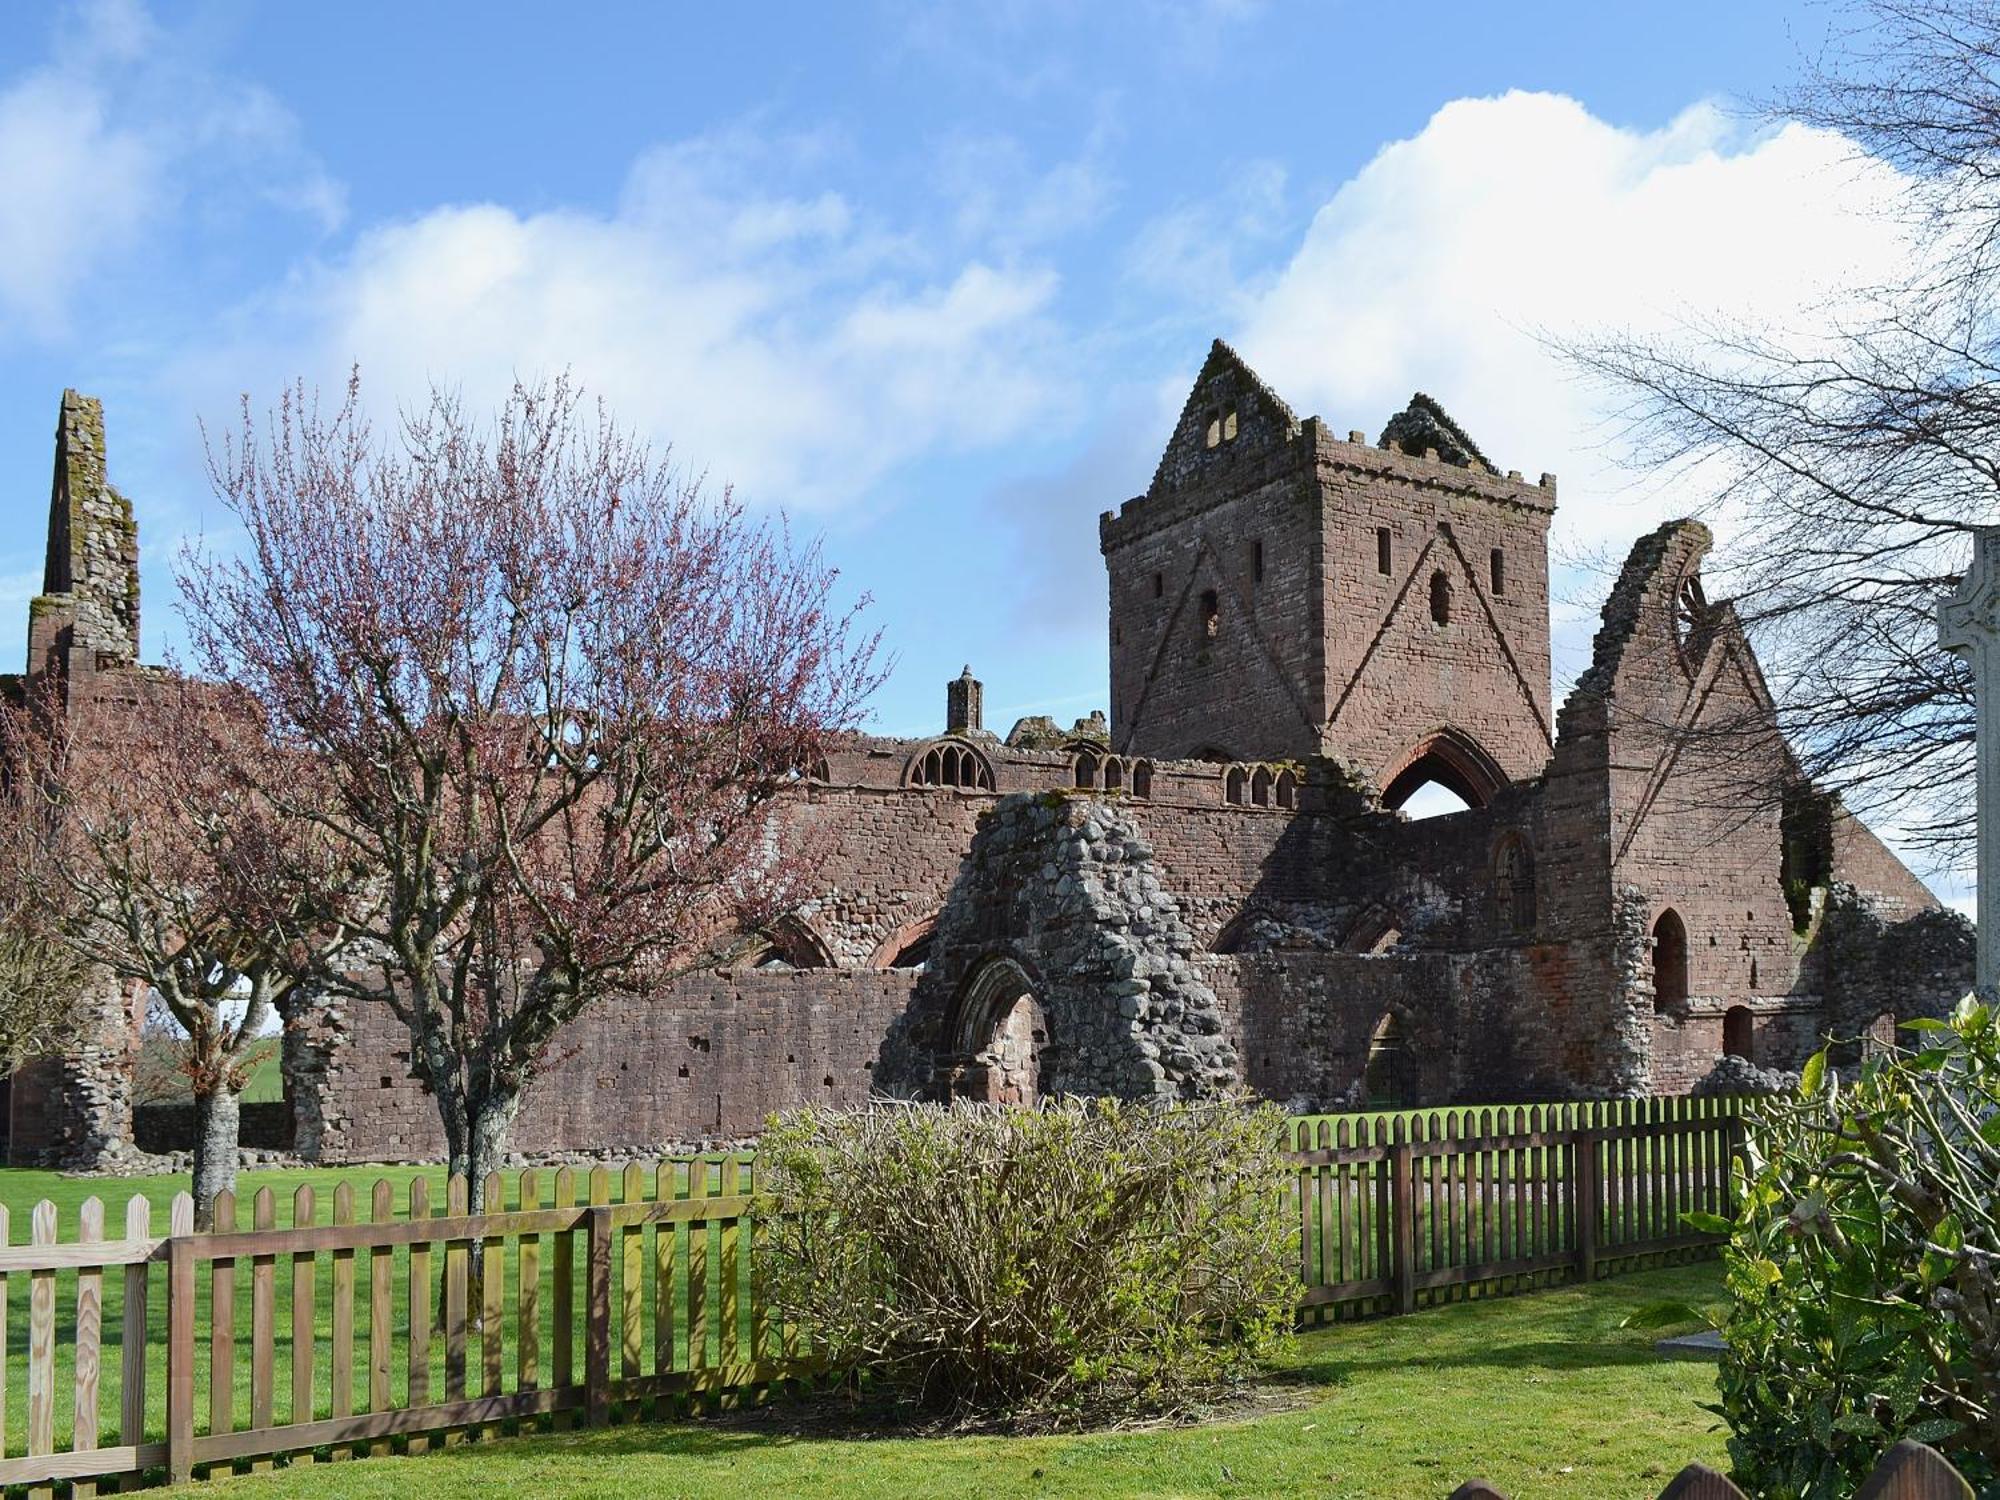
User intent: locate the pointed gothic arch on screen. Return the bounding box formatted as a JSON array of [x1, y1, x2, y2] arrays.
[[943, 956, 1051, 1105], [1072, 747, 1099, 789], [906, 740, 995, 791], [1379, 728, 1509, 811], [1343, 906, 1404, 954], [1364, 1011, 1413, 1105]]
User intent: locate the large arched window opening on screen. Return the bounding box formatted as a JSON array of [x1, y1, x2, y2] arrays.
[[1380, 730, 1508, 818], [1723, 1005, 1754, 1062], [1652, 908, 1689, 1013]]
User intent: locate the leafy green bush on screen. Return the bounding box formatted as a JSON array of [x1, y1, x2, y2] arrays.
[[1707, 998, 2000, 1495], [757, 1097, 1297, 1427]]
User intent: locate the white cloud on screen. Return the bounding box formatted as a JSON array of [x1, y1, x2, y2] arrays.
[[1226, 91, 1917, 678], [0, 14, 161, 336], [0, 0, 341, 340], [178, 132, 1070, 514]]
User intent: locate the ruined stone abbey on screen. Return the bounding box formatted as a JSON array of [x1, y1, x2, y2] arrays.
[[5, 343, 1974, 1167]]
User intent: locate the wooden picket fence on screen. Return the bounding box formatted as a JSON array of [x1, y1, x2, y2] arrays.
[[1288, 1096, 1745, 1316], [0, 1157, 795, 1491], [0, 1097, 1750, 1492], [1450, 1439, 1975, 1499]]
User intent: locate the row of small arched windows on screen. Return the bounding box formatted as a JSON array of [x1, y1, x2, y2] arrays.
[[907, 741, 995, 791], [1071, 749, 1153, 798], [1222, 764, 1299, 809]]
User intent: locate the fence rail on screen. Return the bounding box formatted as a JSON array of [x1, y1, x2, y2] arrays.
[[0, 1096, 1747, 1490], [1288, 1095, 1744, 1319], [2, 1157, 796, 1491]]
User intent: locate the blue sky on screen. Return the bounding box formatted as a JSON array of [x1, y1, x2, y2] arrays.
[[0, 1, 1957, 883]]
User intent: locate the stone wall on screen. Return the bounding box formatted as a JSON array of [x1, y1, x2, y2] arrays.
[[6, 974, 141, 1167], [1805, 883, 1974, 1064], [1309, 425, 1556, 791], [307, 969, 920, 1163], [133, 1101, 295, 1155], [880, 794, 1237, 1101], [1101, 342, 1325, 762]]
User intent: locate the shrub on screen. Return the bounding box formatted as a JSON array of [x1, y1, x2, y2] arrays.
[[1708, 998, 2000, 1495], [757, 1096, 1297, 1427]]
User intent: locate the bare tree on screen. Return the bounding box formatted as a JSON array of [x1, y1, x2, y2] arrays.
[[0, 836, 88, 1077], [184, 375, 881, 1208], [1561, 0, 2000, 859], [0, 677, 345, 1222]]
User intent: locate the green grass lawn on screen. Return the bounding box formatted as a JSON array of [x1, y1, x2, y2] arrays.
[[0, 1160, 756, 1459], [181, 1263, 1727, 1500]]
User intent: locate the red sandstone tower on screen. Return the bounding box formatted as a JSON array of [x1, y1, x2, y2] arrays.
[[1100, 342, 1557, 805]]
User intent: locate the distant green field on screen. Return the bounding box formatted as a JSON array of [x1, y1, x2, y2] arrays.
[[136, 1036, 285, 1104]]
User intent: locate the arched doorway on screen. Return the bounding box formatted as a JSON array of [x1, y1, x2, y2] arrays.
[[1723, 1005, 1753, 1062], [1363, 1012, 1413, 1105], [1652, 908, 1689, 1012], [946, 958, 1050, 1105]]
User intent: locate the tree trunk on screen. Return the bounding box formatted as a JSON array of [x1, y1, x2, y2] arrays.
[[191, 1084, 242, 1232], [463, 1088, 522, 1215], [456, 1087, 521, 1331]]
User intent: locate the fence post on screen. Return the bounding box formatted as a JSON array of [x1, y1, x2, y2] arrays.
[[1573, 1109, 1599, 1286], [585, 1205, 613, 1427], [1390, 1119, 1415, 1315], [167, 1233, 195, 1484]]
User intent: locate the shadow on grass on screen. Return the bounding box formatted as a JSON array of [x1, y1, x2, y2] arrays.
[[1301, 1338, 1662, 1384]]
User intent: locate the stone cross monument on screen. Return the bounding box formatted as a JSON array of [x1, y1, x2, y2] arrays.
[[1940, 526, 2000, 999]]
